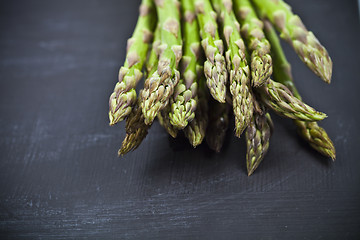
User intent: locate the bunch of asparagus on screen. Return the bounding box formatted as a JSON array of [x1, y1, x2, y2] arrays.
[[108, 0, 335, 176]]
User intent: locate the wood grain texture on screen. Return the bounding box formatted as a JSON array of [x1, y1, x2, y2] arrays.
[[0, 0, 360, 239]]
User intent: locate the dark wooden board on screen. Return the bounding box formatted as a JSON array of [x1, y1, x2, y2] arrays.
[[0, 0, 359, 239]]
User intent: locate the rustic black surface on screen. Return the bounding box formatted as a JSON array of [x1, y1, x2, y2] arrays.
[[0, 0, 360, 239]]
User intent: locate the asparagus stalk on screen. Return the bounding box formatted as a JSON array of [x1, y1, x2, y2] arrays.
[[211, 0, 253, 137], [233, 0, 272, 87], [145, 25, 162, 77], [141, 0, 183, 125], [295, 121, 336, 160], [246, 100, 273, 176], [109, 0, 156, 125], [169, 0, 200, 129], [206, 100, 230, 152], [251, 0, 332, 83], [264, 20, 335, 160], [257, 79, 327, 121], [183, 67, 209, 147], [118, 26, 162, 155], [118, 96, 150, 155], [194, 0, 228, 103]]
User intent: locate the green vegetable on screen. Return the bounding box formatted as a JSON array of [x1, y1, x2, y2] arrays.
[[183, 68, 209, 147], [141, 0, 183, 125], [233, 0, 272, 87], [169, 0, 200, 129], [109, 0, 156, 125], [251, 0, 332, 83], [246, 101, 273, 176], [194, 0, 228, 103], [257, 79, 327, 121], [264, 20, 335, 160], [212, 0, 253, 137]]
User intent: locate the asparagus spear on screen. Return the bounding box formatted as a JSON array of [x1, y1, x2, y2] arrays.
[[251, 0, 332, 83], [169, 0, 200, 129], [295, 121, 336, 160], [194, 0, 228, 103], [145, 25, 162, 77], [183, 67, 209, 147], [109, 0, 156, 125], [141, 0, 183, 125], [264, 20, 335, 160], [246, 100, 273, 176], [211, 0, 253, 137], [118, 26, 162, 155], [233, 0, 272, 87], [118, 96, 150, 155], [206, 100, 230, 152], [257, 79, 327, 121]]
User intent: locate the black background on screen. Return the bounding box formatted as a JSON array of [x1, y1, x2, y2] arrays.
[[1, 0, 360, 239]]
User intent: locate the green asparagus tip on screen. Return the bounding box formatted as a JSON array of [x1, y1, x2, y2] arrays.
[[251, 55, 273, 87], [247, 156, 262, 176]]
